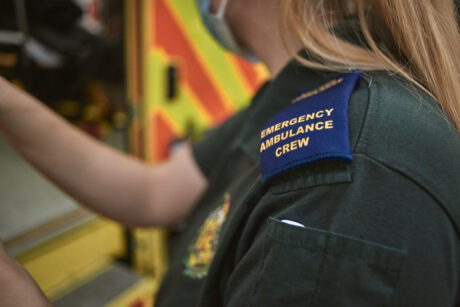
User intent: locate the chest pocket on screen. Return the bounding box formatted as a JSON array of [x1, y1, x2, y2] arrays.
[[249, 218, 406, 307]]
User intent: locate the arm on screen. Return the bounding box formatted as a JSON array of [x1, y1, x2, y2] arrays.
[[221, 159, 456, 306], [0, 240, 52, 307], [0, 77, 207, 227]]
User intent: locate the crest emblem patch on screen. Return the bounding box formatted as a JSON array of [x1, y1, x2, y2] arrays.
[[183, 193, 231, 279]]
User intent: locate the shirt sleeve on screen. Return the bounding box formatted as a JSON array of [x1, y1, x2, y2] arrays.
[[220, 157, 459, 307], [191, 108, 249, 179]]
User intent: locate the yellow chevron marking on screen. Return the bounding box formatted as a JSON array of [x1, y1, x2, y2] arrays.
[[149, 48, 213, 128], [166, 0, 246, 112]]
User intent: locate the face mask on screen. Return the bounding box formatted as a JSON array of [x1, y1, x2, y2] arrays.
[[197, 0, 259, 62]]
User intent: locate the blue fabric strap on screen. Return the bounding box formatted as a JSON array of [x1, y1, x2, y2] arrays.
[[260, 71, 362, 183]]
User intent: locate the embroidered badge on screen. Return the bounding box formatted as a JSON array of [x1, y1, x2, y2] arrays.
[[183, 193, 231, 279], [260, 71, 362, 183]]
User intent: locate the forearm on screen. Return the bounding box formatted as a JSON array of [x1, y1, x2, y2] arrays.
[[0, 241, 52, 307], [0, 77, 156, 226]]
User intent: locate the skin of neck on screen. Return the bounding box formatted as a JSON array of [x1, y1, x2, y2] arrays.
[[224, 0, 303, 79]]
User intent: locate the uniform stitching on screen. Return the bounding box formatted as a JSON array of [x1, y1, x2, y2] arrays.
[[351, 76, 372, 152], [354, 152, 460, 238], [308, 232, 329, 307], [363, 78, 379, 155], [267, 234, 405, 270], [353, 75, 380, 155], [263, 151, 352, 182], [248, 227, 271, 307], [270, 177, 350, 195]]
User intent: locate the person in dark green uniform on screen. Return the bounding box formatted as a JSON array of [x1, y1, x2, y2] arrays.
[[0, 0, 459, 306]]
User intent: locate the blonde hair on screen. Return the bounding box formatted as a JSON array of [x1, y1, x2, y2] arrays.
[[280, 0, 460, 134]]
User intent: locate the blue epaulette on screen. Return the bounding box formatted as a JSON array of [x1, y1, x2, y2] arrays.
[[260, 71, 362, 183]]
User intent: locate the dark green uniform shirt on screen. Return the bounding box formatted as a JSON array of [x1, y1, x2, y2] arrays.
[[154, 59, 460, 306]]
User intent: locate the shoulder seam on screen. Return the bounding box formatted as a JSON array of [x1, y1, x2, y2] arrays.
[[352, 74, 380, 155], [351, 76, 371, 153], [354, 153, 460, 237]]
